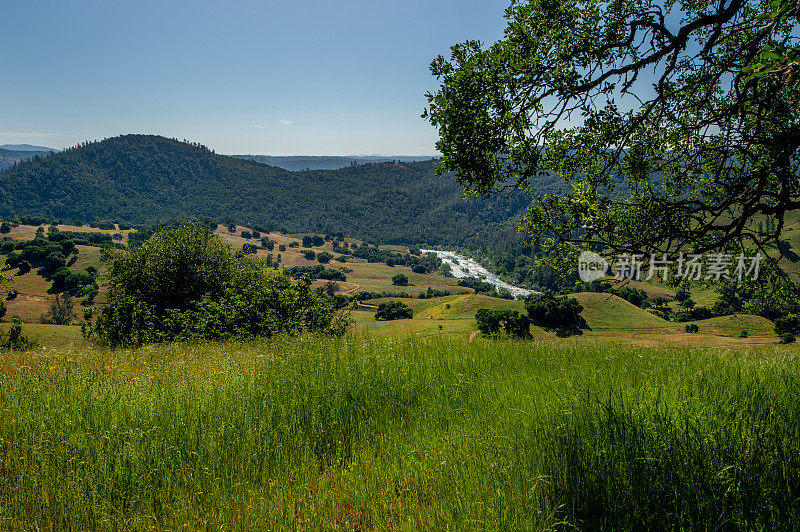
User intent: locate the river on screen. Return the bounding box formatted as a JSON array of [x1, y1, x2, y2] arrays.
[[421, 249, 539, 300]]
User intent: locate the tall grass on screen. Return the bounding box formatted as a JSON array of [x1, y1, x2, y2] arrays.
[[1, 336, 799, 529]]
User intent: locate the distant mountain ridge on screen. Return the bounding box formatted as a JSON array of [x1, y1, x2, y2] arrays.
[[0, 144, 56, 152], [0, 134, 553, 247], [229, 154, 436, 171], [0, 147, 56, 171]]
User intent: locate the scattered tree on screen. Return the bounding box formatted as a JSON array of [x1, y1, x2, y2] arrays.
[[375, 301, 413, 321], [392, 273, 409, 286], [41, 294, 75, 325]]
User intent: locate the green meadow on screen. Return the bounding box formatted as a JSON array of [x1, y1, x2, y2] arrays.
[[1, 335, 799, 529]]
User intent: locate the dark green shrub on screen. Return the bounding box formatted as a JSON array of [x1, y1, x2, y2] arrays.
[[685, 324, 699, 333], [475, 308, 531, 338], [49, 267, 72, 291], [476, 308, 502, 335], [64, 272, 98, 296], [392, 273, 409, 286], [87, 223, 349, 347], [780, 332, 796, 344], [316, 252, 333, 264], [739, 330, 748, 338], [617, 286, 648, 307], [242, 243, 258, 254], [375, 301, 413, 321], [525, 293, 587, 337], [674, 288, 690, 302], [241, 231, 252, 240], [1, 317, 36, 349], [6, 289, 18, 300], [774, 314, 800, 337], [0, 222, 10, 234]]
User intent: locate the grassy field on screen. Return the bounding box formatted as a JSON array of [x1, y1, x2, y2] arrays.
[[1, 335, 799, 529], [349, 292, 780, 346]]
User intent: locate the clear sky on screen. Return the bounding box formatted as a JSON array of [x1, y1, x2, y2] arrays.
[[1, 0, 510, 155]]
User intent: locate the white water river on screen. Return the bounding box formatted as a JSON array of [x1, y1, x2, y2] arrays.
[[421, 249, 539, 300]]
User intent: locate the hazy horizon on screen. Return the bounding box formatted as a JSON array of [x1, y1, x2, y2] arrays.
[[1, 0, 509, 156]]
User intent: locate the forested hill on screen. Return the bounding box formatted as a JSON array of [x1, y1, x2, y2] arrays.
[[0, 134, 557, 247]]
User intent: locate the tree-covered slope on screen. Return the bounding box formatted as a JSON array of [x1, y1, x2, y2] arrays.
[[0, 148, 55, 171], [0, 135, 557, 246]]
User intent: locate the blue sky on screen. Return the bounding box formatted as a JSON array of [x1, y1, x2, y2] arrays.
[[1, 0, 510, 155]]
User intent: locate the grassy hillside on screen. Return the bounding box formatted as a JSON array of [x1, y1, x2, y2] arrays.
[[0, 221, 783, 347], [1, 336, 799, 529]]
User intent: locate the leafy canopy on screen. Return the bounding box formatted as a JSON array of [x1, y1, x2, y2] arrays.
[[88, 223, 349, 347], [426, 0, 800, 269]]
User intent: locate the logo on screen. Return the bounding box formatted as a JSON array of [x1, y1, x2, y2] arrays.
[[578, 251, 608, 282]]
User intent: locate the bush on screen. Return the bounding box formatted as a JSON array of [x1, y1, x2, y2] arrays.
[[6, 288, 18, 300], [780, 332, 796, 344], [525, 293, 587, 337], [375, 301, 413, 321], [392, 273, 409, 286], [774, 314, 800, 337], [739, 330, 748, 338], [87, 223, 350, 347], [0, 299, 5, 320], [0, 222, 10, 234], [302, 250, 316, 260], [616, 286, 648, 307], [475, 308, 531, 339], [1, 317, 35, 349], [242, 243, 258, 254], [685, 324, 699, 333], [316, 252, 333, 264]]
